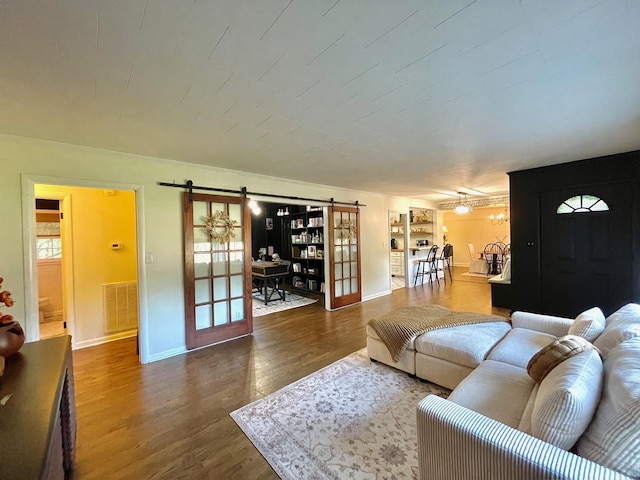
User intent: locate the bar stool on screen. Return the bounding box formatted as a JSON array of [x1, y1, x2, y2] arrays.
[[414, 245, 439, 286], [437, 243, 454, 282]]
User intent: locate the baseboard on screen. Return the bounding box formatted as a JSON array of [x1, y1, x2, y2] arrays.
[[148, 346, 188, 363], [73, 329, 138, 350], [362, 290, 392, 302], [147, 334, 252, 362]]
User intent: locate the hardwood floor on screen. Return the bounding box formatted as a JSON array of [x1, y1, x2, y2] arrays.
[[71, 267, 508, 479]]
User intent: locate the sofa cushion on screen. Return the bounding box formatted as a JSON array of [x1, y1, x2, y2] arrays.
[[530, 348, 603, 450], [527, 335, 598, 384], [568, 307, 605, 342], [593, 303, 640, 357], [413, 322, 511, 369], [486, 328, 555, 369], [517, 383, 538, 434], [576, 337, 640, 478], [448, 359, 535, 429]]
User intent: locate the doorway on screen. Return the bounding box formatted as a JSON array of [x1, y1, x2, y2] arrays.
[[34, 197, 67, 339], [23, 177, 147, 362], [540, 183, 634, 317], [389, 210, 406, 290]]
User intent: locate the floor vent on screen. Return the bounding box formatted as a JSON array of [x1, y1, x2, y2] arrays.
[[103, 281, 138, 333]]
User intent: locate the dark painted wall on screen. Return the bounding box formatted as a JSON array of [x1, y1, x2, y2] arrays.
[[508, 150, 640, 315]]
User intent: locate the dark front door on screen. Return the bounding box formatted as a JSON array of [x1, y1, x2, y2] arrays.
[[540, 182, 633, 317]]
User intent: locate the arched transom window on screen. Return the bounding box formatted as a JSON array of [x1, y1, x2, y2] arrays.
[[556, 195, 609, 214]]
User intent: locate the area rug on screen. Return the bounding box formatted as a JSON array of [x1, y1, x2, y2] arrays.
[[253, 289, 318, 317], [230, 348, 450, 479]]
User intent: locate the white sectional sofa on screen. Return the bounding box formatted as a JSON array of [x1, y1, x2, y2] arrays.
[[366, 303, 640, 479]]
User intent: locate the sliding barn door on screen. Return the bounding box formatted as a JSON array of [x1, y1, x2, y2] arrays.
[[183, 192, 252, 349], [329, 206, 361, 309]]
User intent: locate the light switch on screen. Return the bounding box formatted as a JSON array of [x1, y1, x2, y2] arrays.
[[145, 253, 154, 263]]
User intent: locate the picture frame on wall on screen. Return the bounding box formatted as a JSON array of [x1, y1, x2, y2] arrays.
[[266, 217, 274, 230], [307, 245, 316, 258]]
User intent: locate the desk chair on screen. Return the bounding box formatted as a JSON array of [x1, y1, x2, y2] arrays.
[[414, 245, 439, 286]]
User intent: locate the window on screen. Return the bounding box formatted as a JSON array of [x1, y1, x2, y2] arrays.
[[556, 195, 609, 214], [37, 237, 62, 259]]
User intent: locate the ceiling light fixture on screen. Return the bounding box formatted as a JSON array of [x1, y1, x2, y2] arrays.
[[248, 199, 261, 215], [453, 192, 473, 214], [276, 207, 290, 216]]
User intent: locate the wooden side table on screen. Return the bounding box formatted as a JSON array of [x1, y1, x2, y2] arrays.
[[0, 336, 76, 479]]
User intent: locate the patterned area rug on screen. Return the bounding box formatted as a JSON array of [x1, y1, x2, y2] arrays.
[[230, 349, 450, 479], [253, 289, 318, 317]]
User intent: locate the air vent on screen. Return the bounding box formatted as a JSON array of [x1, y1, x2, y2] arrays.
[[103, 281, 138, 333]]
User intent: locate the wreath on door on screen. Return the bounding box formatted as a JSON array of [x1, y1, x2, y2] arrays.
[[203, 211, 238, 244], [337, 220, 357, 241]]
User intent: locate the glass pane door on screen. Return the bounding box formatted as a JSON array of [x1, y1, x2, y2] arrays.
[[329, 206, 361, 309], [184, 192, 252, 349]]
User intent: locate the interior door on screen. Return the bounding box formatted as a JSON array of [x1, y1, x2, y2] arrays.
[[183, 192, 252, 349], [329, 206, 361, 309], [540, 182, 633, 317]]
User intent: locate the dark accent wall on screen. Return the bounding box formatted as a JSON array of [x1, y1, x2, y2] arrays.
[[250, 203, 297, 261], [508, 150, 640, 315]]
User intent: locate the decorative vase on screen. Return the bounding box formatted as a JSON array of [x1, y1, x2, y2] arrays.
[[0, 320, 25, 358]]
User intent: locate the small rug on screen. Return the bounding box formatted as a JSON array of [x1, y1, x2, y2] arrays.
[[230, 349, 450, 479], [253, 289, 318, 317]]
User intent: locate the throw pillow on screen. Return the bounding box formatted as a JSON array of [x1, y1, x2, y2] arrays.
[[531, 348, 603, 450], [568, 307, 605, 342], [576, 337, 640, 478], [527, 335, 599, 384], [593, 303, 640, 357]]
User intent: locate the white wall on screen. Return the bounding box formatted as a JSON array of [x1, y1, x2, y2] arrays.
[[0, 133, 434, 362]]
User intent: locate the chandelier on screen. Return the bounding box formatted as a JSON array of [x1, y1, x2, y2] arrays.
[[453, 192, 473, 214], [489, 208, 509, 225]]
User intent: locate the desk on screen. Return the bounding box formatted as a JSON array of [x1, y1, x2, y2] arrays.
[[252, 261, 288, 304]]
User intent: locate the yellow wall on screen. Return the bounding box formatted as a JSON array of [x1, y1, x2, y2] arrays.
[[442, 206, 510, 266], [34, 185, 137, 344], [37, 260, 63, 314]]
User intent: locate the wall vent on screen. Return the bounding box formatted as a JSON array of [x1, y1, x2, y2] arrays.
[[103, 281, 138, 333]]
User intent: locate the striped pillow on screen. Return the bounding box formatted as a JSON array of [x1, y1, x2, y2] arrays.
[[568, 307, 605, 342], [576, 338, 640, 478], [530, 348, 603, 450]]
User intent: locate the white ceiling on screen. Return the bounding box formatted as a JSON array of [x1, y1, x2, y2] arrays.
[[2, 0, 640, 202]]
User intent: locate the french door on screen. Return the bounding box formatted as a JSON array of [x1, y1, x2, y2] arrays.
[[329, 206, 361, 309], [183, 192, 252, 349]]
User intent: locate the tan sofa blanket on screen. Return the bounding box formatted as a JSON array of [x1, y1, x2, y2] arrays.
[[369, 304, 508, 362]]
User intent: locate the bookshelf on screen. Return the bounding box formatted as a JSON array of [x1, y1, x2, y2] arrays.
[[289, 206, 325, 294]]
